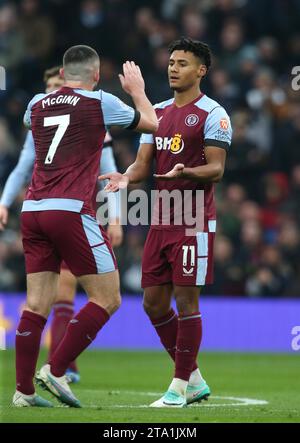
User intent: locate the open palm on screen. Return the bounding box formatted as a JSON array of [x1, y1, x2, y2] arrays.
[[98, 172, 129, 192], [154, 163, 185, 180]]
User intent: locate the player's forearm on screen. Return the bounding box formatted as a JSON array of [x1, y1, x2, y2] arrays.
[[0, 169, 29, 207], [181, 163, 224, 183], [124, 161, 150, 184], [131, 91, 158, 133], [107, 192, 120, 221]]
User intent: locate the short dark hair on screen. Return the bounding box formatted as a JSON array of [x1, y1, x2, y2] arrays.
[[168, 37, 211, 70], [43, 66, 62, 82], [63, 45, 99, 67]]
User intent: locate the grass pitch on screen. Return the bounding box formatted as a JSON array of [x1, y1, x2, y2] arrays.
[[1, 349, 299, 423]]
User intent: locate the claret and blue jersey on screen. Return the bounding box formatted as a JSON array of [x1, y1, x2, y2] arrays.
[[22, 87, 137, 217], [141, 93, 232, 288], [140, 93, 232, 227]]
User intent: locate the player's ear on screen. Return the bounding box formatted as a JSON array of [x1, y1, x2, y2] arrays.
[[94, 70, 100, 83], [60, 68, 65, 79], [198, 64, 207, 78]]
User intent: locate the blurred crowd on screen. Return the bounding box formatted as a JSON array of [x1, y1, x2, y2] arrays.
[[0, 0, 300, 296]]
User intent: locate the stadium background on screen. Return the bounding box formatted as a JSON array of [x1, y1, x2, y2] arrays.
[[0, 0, 300, 346], [1, 0, 300, 424]]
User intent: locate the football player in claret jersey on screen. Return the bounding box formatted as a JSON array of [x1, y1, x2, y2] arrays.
[[0, 66, 123, 388], [100, 37, 232, 407], [13, 45, 158, 408]]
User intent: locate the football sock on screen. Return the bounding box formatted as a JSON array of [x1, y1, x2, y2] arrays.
[[15, 310, 47, 395], [189, 368, 205, 386], [50, 302, 109, 377], [151, 309, 178, 360], [150, 309, 198, 373], [48, 301, 78, 372], [168, 378, 188, 397], [175, 312, 202, 381]]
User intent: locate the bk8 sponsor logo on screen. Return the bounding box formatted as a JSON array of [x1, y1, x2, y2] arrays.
[[155, 133, 185, 154]]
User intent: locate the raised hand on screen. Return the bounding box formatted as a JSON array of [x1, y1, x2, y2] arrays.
[[119, 61, 145, 96], [98, 172, 129, 193], [153, 163, 185, 180]]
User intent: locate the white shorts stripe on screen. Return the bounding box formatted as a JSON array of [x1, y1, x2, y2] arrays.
[[208, 220, 216, 233], [196, 232, 208, 256], [196, 257, 208, 285], [81, 214, 115, 274]]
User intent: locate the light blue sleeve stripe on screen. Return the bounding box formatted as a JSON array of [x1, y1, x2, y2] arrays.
[[100, 146, 120, 220], [140, 133, 154, 144], [23, 93, 47, 129], [0, 131, 35, 207], [100, 146, 117, 175], [81, 214, 115, 273], [22, 198, 83, 212], [101, 91, 135, 129], [204, 107, 232, 146]]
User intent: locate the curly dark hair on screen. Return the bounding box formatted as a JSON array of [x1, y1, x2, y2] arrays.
[[168, 37, 211, 70]]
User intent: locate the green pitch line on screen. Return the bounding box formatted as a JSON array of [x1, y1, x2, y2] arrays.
[[1, 349, 299, 423]]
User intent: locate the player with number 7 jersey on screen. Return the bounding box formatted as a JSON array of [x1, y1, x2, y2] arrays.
[[13, 45, 158, 408], [24, 90, 127, 216]]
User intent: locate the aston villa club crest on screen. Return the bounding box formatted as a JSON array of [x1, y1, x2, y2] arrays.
[[185, 114, 199, 127]]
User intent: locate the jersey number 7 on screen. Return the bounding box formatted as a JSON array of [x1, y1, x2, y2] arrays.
[[44, 114, 70, 164]]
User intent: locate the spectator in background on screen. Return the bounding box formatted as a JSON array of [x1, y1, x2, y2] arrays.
[[98, 58, 128, 102], [238, 219, 264, 271], [209, 67, 240, 112], [280, 165, 300, 222], [260, 172, 289, 239], [18, 0, 55, 91], [205, 235, 245, 296], [218, 18, 245, 78], [69, 0, 117, 58], [1, 0, 300, 297], [119, 228, 145, 294], [145, 47, 170, 103], [3, 90, 30, 141], [224, 111, 266, 198], [19, 0, 55, 61], [236, 45, 259, 95], [238, 200, 261, 224], [246, 245, 291, 297], [0, 3, 24, 70], [246, 68, 287, 118], [217, 184, 246, 243], [277, 220, 300, 274], [0, 230, 25, 291], [180, 6, 207, 41], [0, 119, 18, 186], [257, 36, 282, 74], [279, 104, 300, 173]]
